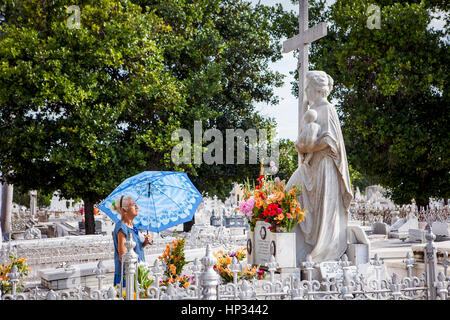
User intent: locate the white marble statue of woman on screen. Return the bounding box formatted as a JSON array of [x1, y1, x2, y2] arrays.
[[286, 70, 353, 263]]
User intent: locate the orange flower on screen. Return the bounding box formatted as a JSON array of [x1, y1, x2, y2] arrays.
[[169, 264, 176, 275], [255, 197, 265, 209], [272, 191, 285, 202], [298, 209, 306, 222], [183, 281, 190, 288]]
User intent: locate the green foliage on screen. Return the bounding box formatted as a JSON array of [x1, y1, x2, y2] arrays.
[[0, 253, 31, 294], [286, 0, 449, 206], [348, 164, 375, 192], [136, 264, 153, 297], [0, 0, 291, 216], [276, 138, 298, 183], [0, 0, 184, 233], [12, 186, 52, 208], [133, 0, 288, 200]]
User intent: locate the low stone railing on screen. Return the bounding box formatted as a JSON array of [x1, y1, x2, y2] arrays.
[[1, 224, 449, 301], [0, 228, 246, 284]]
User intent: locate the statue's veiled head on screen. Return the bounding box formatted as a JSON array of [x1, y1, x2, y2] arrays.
[[305, 71, 334, 103]]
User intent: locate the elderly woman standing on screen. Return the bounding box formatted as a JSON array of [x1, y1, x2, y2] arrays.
[[111, 196, 152, 287]]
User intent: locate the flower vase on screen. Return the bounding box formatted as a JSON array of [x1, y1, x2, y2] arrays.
[[269, 231, 296, 268], [254, 221, 296, 269]]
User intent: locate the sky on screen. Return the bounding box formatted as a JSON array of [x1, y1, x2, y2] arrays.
[[250, 0, 447, 142], [251, 0, 335, 142]]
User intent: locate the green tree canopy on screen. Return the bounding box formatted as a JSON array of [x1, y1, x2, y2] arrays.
[[0, 0, 184, 233], [0, 0, 292, 233], [133, 0, 289, 199], [285, 0, 449, 207]]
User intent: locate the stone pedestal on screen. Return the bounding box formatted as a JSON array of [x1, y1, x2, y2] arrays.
[[346, 244, 369, 265], [270, 232, 296, 268], [432, 222, 449, 237], [253, 221, 296, 269], [409, 229, 426, 243]]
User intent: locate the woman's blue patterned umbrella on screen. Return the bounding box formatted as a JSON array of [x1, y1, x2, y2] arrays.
[[97, 171, 203, 233]]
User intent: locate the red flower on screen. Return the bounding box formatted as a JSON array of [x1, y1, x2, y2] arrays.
[[257, 175, 264, 182], [255, 184, 261, 190], [263, 203, 280, 218]]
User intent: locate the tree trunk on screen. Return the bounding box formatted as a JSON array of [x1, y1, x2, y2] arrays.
[[416, 173, 429, 210], [183, 216, 195, 232], [84, 199, 96, 235], [416, 199, 429, 210]]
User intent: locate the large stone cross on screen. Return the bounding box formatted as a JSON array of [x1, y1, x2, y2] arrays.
[[283, 0, 327, 161]]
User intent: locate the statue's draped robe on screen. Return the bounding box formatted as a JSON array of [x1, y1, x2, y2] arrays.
[[286, 102, 353, 263]]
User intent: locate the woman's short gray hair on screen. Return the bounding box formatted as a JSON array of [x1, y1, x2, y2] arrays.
[[111, 196, 133, 215]]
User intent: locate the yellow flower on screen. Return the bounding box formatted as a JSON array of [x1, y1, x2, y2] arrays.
[[183, 281, 190, 288]]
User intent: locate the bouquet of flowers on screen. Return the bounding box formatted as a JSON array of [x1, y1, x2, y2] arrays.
[[0, 253, 31, 294], [158, 237, 192, 288], [213, 248, 265, 283], [159, 274, 193, 289], [239, 165, 306, 232]]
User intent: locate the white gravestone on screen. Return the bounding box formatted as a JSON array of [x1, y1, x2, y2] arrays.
[[254, 221, 272, 267], [409, 229, 426, 243], [398, 217, 419, 233], [390, 218, 406, 231], [346, 225, 370, 265], [319, 261, 357, 280], [432, 221, 449, 237], [254, 221, 296, 268], [357, 262, 388, 282], [372, 222, 389, 235], [29, 190, 38, 217]]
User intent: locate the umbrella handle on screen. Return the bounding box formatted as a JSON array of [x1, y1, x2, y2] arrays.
[[145, 229, 153, 245]]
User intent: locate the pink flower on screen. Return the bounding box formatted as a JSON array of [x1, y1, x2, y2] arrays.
[[239, 199, 255, 216]]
